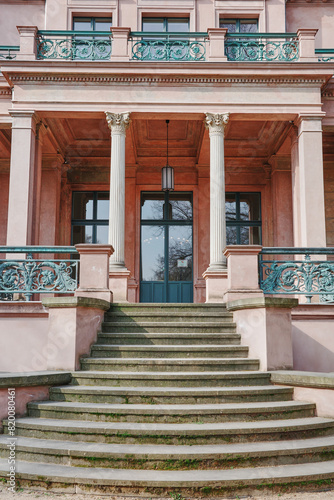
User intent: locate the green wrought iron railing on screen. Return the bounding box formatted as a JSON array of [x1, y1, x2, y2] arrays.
[[225, 33, 299, 62], [36, 31, 112, 60], [0, 246, 78, 301], [259, 248, 334, 303], [315, 49, 334, 62], [130, 32, 208, 61], [0, 46, 20, 60]]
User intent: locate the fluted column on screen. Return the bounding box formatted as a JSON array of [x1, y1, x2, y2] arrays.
[[202, 112, 229, 303], [105, 112, 130, 268], [205, 112, 229, 269]]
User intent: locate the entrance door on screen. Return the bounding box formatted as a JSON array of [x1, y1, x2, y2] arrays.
[[140, 192, 193, 303]]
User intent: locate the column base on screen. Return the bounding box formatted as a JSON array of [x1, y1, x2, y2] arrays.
[[109, 267, 131, 302], [202, 267, 228, 303]]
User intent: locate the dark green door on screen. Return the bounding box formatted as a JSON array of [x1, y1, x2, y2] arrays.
[[140, 192, 193, 303]]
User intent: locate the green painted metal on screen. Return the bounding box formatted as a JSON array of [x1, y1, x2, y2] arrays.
[[225, 34, 299, 62], [0, 246, 78, 302], [0, 46, 20, 60], [315, 49, 334, 62], [130, 32, 207, 61], [259, 248, 334, 303], [36, 31, 112, 60]]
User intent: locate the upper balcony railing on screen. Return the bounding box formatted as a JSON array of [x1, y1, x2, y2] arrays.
[[129, 32, 208, 61], [0, 46, 20, 60], [316, 48, 334, 62], [225, 33, 299, 62], [1, 27, 331, 64], [36, 31, 112, 60]]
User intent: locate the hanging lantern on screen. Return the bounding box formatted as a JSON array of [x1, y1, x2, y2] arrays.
[[161, 119, 174, 191]]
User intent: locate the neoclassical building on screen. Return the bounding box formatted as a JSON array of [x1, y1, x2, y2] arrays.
[[0, 0, 333, 304], [1, 1, 334, 495]]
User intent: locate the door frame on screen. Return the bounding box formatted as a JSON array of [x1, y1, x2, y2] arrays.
[[139, 190, 194, 303]]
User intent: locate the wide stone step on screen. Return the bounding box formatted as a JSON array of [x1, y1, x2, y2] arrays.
[[2, 458, 334, 495], [80, 358, 260, 372], [49, 385, 294, 404], [90, 344, 248, 359], [104, 312, 234, 323], [102, 322, 237, 333], [1, 435, 333, 470], [27, 400, 316, 423], [70, 371, 269, 388], [96, 332, 241, 345], [5, 417, 334, 445], [110, 303, 229, 314]]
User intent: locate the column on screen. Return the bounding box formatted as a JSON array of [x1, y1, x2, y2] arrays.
[[290, 127, 301, 247], [202, 112, 229, 303], [105, 111, 131, 302], [6, 110, 37, 246], [294, 115, 326, 247]]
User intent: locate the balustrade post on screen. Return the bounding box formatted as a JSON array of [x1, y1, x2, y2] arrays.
[[207, 28, 228, 62], [297, 29, 318, 62], [75, 244, 114, 302], [202, 112, 229, 303], [110, 27, 131, 61], [16, 26, 38, 61], [224, 245, 264, 302]]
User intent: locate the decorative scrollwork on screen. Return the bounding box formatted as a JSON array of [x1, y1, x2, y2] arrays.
[[260, 256, 334, 303], [37, 36, 112, 60], [0, 259, 78, 301], [225, 38, 299, 62], [131, 40, 206, 61]]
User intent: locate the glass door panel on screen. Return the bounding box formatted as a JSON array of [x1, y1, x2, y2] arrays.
[[168, 226, 192, 281], [140, 192, 193, 303]]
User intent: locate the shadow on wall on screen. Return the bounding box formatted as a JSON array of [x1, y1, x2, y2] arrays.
[[292, 326, 334, 372]]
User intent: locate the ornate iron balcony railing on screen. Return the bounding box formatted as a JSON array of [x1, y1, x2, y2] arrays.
[[36, 31, 112, 60], [259, 248, 334, 303], [315, 49, 334, 62], [130, 32, 208, 61], [0, 246, 78, 301], [225, 33, 299, 62], [0, 46, 20, 60]]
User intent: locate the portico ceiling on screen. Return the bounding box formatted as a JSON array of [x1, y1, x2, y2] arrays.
[[1, 117, 334, 169]]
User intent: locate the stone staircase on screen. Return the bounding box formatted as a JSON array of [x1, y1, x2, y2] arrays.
[[1, 303, 334, 496]]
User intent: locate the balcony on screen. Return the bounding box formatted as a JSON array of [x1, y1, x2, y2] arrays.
[[0, 46, 20, 60], [0, 28, 332, 64]]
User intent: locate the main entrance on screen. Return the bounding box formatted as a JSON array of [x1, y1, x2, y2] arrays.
[[140, 192, 193, 303]]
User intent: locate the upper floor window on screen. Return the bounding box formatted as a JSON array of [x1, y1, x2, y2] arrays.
[[142, 17, 189, 34], [73, 17, 112, 32], [220, 19, 258, 34]]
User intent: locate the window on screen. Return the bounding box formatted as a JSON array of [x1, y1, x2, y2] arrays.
[[71, 192, 109, 245], [73, 17, 112, 32], [142, 17, 189, 35], [226, 193, 262, 245], [72, 17, 112, 60], [220, 19, 258, 33]]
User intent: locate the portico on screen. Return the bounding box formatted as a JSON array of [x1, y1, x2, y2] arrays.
[[0, 56, 332, 303]]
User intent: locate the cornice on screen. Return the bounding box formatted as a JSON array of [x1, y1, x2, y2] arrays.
[[8, 74, 327, 86], [0, 88, 12, 96]]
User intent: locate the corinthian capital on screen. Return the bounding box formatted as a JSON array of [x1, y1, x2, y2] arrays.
[[105, 112, 131, 134], [205, 112, 229, 135]]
